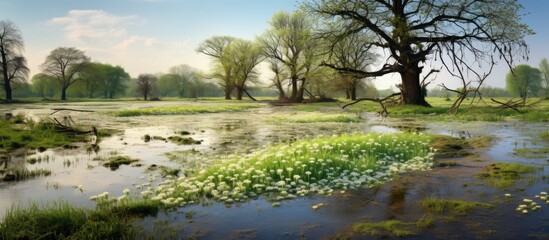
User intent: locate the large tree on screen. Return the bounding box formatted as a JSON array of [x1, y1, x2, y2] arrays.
[[0, 20, 29, 101], [222, 39, 263, 100], [103, 65, 130, 98], [40, 47, 90, 100], [259, 11, 318, 102], [505, 64, 543, 98], [137, 73, 157, 100], [540, 58, 549, 97], [197, 36, 236, 100], [306, 0, 532, 106]]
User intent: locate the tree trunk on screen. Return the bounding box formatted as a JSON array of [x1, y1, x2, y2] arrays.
[[236, 88, 243, 100], [224, 88, 232, 100], [400, 66, 430, 106], [350, 86, 357, 101], [345, 89, 350, 99], [144, 92, 148, 101], [1, 52, 12, 101], [61, 87, 67, 100], [289, 77, 298, 101]]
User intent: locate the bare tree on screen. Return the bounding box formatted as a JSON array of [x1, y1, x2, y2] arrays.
[[137, 73, 157, 100], [259, 11, 317, 102], [0, 20, 29, 101], [196, 36, 236, 100], [325, 30, 377, 100], [307, 0, 532, 106], [40, 47, 90, 100], [169, 64, 199, 98], [268, 59, 288, 100]]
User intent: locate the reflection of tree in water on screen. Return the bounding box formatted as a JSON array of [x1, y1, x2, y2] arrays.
[[386, 184, 409, 218]]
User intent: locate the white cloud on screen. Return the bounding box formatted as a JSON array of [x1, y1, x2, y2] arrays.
[[49, 10, 138, 42]]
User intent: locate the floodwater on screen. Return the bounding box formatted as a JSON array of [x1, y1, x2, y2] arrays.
[[1, 101, 548, 239]]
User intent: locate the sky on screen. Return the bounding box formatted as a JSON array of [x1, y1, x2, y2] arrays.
[[0, 0, 548, 90]]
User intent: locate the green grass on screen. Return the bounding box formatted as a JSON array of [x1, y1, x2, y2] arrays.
[[1, 168, 52, 182], [477, 162, 537, 189], [540, 131, 549, 142], [146, 132, 435, 207], [0, 119, 87, 152], [422, 197, 493, 214], [268, 113, 359, 123], [111, 104, 259, 117], [0, 199, 160, 240], [514, 147, 549, 159], [167, 136, 201, 145], [345, 97, 549, 122], [351, 220, 416, 237]]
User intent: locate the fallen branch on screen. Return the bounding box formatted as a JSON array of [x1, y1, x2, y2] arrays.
[[342, 92, 401, 117], [50, 108, 95, 115], [490, 98, 523, 113], [243, 89, 257, 101]]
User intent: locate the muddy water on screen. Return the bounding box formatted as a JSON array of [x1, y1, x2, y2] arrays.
[[1, 101, 548, 239]]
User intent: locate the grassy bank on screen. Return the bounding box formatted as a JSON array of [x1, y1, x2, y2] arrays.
[[0, 199, 159, 240], [0, 118, 86, 152]]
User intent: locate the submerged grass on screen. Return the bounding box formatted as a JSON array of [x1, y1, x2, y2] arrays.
[[102, 156, 139, 170], [145, 132, 434, 207], [477, 162, 537, 189], [422, 197, 493, 214], [111, 104, 259, 117], [269, 113, 358, 123], [351, 220, 416, 237], [1, 168, 52, 182]]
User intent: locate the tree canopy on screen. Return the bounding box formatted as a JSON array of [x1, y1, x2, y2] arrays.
[[305, 0, 532, 106], [40, 47, 90, 100], [505, 64, 543, 98]]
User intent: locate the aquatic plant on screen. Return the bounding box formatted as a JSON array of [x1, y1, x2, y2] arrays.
[[422, 197, 493, 214], [351, 220, 416, 237], [103, 156, 139, 170], [269, 113, 358, 123], [144, 132, 434, 207], [477, 162, 536, 189], [111, 104, 259, 117], [1, 168, 52, 182]]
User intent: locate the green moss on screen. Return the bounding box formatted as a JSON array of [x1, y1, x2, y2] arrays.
[[103, 156, 139, 170], [167, 136, 201, 145], [477, 162, 536, 188], [431, 136, 471, 158], [467, 135, 493, 148], [352, 220, 416, 237], [143, 134, 151, 142], [422, 197, 493, 214], [179, 130, 191, 135], [416, 215, 434, 229]]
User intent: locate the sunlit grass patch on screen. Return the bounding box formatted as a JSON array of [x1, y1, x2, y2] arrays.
[[145, 132, 434, 207], [422, 197, 493, 214], [111, 104, 259, 117], [268, 113, 359, 123]]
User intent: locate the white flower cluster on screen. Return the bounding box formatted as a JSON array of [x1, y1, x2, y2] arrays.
[[136, 133, 435, 207], [516, 192, 548, 214]]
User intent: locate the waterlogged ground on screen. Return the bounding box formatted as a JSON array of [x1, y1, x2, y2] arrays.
[[1, 101, 548, 239]]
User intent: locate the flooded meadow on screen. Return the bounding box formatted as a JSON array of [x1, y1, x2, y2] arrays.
[[1, 100, 548, 239]]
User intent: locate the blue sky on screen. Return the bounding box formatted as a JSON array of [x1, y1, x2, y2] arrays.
[[0, 0, 547, 90]]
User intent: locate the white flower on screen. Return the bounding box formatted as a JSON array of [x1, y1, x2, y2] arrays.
[[123, 188, 131, 195]]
